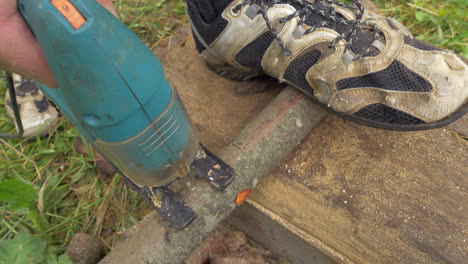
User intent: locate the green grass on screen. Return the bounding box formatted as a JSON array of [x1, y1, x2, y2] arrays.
[[0, 0, 466, 262], [374, 0, 467, 57], [115, 0, 187, 48], [0, 1, 185, 263]]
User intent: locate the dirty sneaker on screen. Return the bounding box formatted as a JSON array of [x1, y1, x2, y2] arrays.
[[186, 0, 467, 130], [5, 73, 59, 137]]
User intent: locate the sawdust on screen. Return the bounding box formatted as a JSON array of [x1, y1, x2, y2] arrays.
[[150, 189, 162, 208], [155, 26, 283, 153]]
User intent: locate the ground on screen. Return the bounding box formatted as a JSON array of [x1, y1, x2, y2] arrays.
[[0, 0, 466, 263]]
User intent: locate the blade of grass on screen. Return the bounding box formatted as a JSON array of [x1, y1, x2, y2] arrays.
[[0, 138, 41, 180]]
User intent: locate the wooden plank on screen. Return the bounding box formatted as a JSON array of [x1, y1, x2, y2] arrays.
[[228, 201, 337, 264], [248, 114, 468, 264]]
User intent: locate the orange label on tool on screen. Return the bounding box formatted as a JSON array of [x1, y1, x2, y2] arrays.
[[50, 0, 86, 29]]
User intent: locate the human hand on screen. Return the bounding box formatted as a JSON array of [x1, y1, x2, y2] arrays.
[[0, 0, 117, 88]]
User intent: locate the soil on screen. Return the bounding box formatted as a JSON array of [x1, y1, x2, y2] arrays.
[[185, 222, 292, 264], [154, 26, 283, 153], [66, 233, 104, 264]]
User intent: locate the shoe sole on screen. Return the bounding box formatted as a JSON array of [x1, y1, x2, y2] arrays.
[[204, 61, 467, 131], [204, 61, 264, 81]]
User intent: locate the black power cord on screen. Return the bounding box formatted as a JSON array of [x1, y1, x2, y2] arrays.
[[0, 71, 24, 138]]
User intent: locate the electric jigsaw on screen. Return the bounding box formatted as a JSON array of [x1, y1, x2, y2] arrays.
[[18, 0, 235, 229]]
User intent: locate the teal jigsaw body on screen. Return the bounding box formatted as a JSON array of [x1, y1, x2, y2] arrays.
[[19, 0, 198, 187]]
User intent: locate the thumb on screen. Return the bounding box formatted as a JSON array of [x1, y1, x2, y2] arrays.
[[96, 0, 118, 18]]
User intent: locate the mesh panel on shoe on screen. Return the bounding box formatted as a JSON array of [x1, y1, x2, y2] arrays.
[[192, 30, 206, 52], [349, 30, 378, 57], [17, 81, 39, 97], [404, 36, 442, 51], [354, 104, 426, 125], [211, 0, 233, 16], [385, 18, 399, 30], [187, 0, 229, 52], [34, 97, 50, 113], [336, 61, 432, 92], [284, 50, 322, 94], [235, 32, 276, 68]]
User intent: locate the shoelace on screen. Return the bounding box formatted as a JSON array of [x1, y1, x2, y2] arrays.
[[232, 0, 371, 59]]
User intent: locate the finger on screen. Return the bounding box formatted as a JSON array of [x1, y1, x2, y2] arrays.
[[0, 0, 118, 88], [0, 0, 17, 21], [0, 13, 57, 87], [96, 0, 118, 17]]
